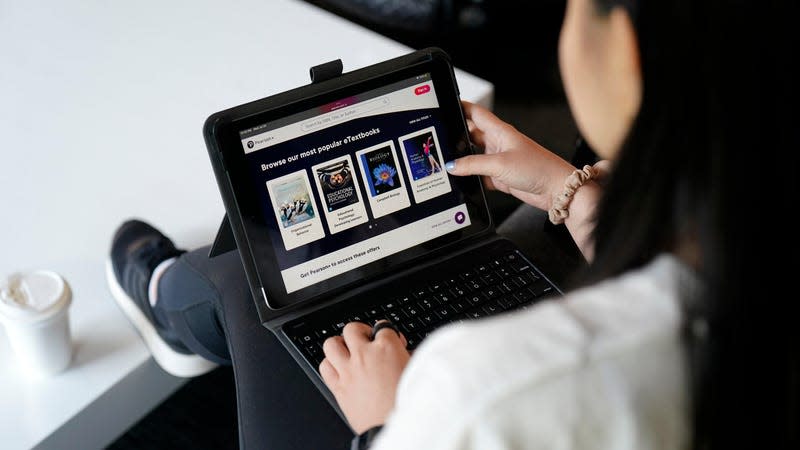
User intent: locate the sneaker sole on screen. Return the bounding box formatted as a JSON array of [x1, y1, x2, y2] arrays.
[[105, 259, 217, 378]]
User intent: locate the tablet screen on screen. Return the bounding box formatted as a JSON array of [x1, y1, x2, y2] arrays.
[[212, 56, 491, 310]]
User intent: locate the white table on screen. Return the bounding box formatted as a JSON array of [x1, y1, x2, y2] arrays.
[[0, 1, 493, 448]]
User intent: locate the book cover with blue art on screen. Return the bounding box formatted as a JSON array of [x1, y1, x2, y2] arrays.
[[360, 145, 402, 197]]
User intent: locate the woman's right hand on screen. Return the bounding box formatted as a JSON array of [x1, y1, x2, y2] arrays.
[[447, 101, 576, 212]]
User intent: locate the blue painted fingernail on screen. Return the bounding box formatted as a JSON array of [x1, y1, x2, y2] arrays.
[[445, 160, 455, 172]]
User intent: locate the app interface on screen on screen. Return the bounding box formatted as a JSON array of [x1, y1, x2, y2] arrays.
[[240, 74, 471, 294]]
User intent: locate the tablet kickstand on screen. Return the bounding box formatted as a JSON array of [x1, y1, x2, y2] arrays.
[[208, 215, 237, 258]]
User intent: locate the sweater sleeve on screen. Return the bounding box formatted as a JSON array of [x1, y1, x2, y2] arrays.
[[369, 255, 690, 450], [370, 300, 589, 450]]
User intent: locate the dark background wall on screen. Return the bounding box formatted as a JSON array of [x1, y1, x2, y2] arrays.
[[308, 0, 567, 101]]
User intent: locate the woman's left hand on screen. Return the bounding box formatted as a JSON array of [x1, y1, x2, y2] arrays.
[[320, 321, 411, 434]]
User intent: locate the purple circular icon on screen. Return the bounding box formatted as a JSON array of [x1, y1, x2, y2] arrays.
[[455, 211, 465, 224]]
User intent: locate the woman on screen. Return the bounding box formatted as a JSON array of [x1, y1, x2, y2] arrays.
[[108, 0, 795, 447], [319, 0, 796, 448]]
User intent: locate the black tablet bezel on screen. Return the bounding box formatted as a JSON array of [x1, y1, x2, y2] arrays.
[[204, 48, 493, 319]]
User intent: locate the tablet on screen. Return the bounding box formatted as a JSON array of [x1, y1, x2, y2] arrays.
[[204, 48, 492, 315]]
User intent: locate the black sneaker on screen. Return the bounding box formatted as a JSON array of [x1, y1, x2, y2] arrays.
[[105, 219, 216, 377]]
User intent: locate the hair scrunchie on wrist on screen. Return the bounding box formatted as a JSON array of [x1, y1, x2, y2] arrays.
[[548, 164, 598, 225]]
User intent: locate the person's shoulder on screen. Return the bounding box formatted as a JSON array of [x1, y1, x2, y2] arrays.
[[381, 255, 693, 449], [561, 253, 696, 354]]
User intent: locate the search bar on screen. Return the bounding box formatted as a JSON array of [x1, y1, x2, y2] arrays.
[[300, 97, 391, 132]]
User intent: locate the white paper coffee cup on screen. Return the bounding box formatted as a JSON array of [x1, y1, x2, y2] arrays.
[[0, 270, 73, 377]]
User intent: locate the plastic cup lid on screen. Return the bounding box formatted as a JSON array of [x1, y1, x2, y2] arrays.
[[0, 270, 71, 324]]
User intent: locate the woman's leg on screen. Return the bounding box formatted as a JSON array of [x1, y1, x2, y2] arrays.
[[152, 246, 233, 365], [109, 220, 353, 448]]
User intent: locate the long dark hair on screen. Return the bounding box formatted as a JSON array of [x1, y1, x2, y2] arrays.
[[585, 0, 797, 448]]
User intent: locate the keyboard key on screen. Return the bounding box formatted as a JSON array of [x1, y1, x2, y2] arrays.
[[418, 298, 436, 311], [402, 305, 421, 317], [467, 280, 482, 291], [381, 301, 398, 311], [515, 289, 536, 304], [435, 292, 453, 303], [496, 267, 513, 278], [436, 307, 452, 320], [497, 296, 517, 310], [449, 301, 468, 313], [332, 321, 347, 333], [513, 275, 530, 287], [530, 280, 554, 297], [482, 303, 500, 315], [481, 273, 499, 285], [450, 286, 467, 297], [396, 295, 413, 305], [349, 315, 365, 323], [483, 286, 501, 299], [428, 282, 444, 292], [466, 294, 484, 306], [413, 287, 428, 298], [387, 311, 404, 324], [444, 277, 460, 287], [287, 324, 314, 344], [489, 259, 503, 268], [420, 312, 441, 326], [460, 270, 477, 281], [475, 264, 490, 274], [500, 281, 516, 294], [467, 309, 485, 320], [510, 261, 532, 273], [503, 253, 519, 263], [315, 328, 332, 339], [364, 307, 380, 318], [402, 320, 423, 333], [305, 343, 322, 360]]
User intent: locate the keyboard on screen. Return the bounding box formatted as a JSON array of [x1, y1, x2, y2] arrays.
[[284, 244, 558, 369]]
